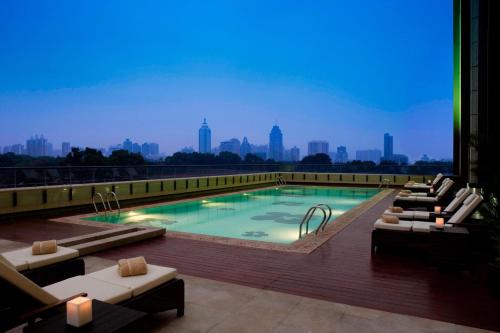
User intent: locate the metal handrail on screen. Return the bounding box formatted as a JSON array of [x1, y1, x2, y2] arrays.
[[315, 204, 332, 234], [276, 176, 287, 186], [92, 192, 108, 215], [299, 205, 327, 238], [106, 191, 121, 215]]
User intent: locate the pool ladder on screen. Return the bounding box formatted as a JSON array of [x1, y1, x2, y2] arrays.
[[299, 204, 332, 238], [92, 191, 121, 215], [276, 176, 287, 186]]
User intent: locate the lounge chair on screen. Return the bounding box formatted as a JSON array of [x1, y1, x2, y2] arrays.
[[0, 246, 84, 287], [0, 257, 184, 332], [372, 193, 483, 253], [393, 178, 455, 210], [404, 173, 444, 192], [384, 188, 471, 221]]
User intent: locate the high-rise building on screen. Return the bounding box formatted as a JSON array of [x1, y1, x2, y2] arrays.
[[149, 143, 159, 156], [355, 149, 382, 164], [240, 137, 252, 158], [123, 138, 133, 152], [26, 135, 48, 157], [141, 143, 150, 156], [250, 144, 268, 160], [307, 140, 329, 156], [335, 146, 348, 163], [219, 138, 241, 155], [2, 146, 11, 154], [383, 133, 393, 160], [62, 142, 71, 156], [198, 118, 211, 153], [132, 143, 141, 154], [392, 154, 409, 165], [11, 144, 24, 155], [46, 142, 54, 157], [268, 125, 284, 161], [290, 146, 300, 162]]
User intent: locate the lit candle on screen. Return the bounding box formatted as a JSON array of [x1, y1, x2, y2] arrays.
[[435, 217, 445, 229], [434, 206, 442, 214], [67, 297, 92, 327], [430, 188, 434, 194]]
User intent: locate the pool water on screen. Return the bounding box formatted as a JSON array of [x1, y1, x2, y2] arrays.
[[85, 186, 380, 244]]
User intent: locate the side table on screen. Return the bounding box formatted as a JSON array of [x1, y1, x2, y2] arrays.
[[429, 225, 470, 270], [23, 300, 146, 333]]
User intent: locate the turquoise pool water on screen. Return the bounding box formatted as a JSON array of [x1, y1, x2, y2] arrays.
[[85, 186, 379, 244]]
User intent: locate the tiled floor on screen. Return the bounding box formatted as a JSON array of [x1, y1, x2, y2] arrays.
[[1, 241, 493, 333]]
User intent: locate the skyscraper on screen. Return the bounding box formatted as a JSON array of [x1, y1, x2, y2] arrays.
[[307, 140, 329, 156], [219, 138, 240, 155], [384, 133, 393, 160], [62, 142, 71, 156], [268, 125, 284, 161], [198, 118, 211, 153], [240, 137, 252, 158], [123, 138, 133, 152], [290, 146, 300, 162], [251, 144, 268, 160], [355, 149, 382, 163], [26, 135, 48, 157], [335, 146, 348, 163]]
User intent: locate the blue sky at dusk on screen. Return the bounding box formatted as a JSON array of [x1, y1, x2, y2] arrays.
[[0, 0, 453, 161]]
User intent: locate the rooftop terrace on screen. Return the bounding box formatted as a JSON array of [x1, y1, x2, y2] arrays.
[[1, 184, 498, 332]]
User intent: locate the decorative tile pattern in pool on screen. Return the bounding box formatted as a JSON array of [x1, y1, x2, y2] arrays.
[[84, 186, 380, 244]]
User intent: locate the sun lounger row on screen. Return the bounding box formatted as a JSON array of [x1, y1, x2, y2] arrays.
[[372, 184, 483, 254]]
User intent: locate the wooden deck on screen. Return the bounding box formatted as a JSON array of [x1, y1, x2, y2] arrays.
[[1, 193, 499, 331], [96, 193, 500, 331]]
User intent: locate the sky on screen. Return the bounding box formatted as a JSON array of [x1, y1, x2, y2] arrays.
[[0, 0, 453, 161]]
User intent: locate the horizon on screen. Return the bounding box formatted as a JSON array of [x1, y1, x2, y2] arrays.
[[0, 0, 453, 161]]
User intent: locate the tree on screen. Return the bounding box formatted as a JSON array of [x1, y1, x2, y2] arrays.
[[244, 153, 265, 164], [165, 152, 217, 165], [108, 150, 144, 165], [300, 153, 332, 165], [62, 147, 105, 166], [216, 152, 241, 164]]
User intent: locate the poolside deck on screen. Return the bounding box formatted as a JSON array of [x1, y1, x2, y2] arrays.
[[96, 192, 500, 332], [1, 192, 499, 331]]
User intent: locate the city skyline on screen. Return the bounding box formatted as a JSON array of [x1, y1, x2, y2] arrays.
[[2, 125, 449, 163], [0, 1, 453, 161]]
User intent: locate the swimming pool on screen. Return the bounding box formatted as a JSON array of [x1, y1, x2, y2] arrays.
[[84, 186, 380, 244]]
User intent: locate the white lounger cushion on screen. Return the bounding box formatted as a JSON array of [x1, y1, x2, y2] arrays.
[[44, 276, 132, 304], [88, 264, 177, 296], [444, 188, 471, 213], [0, 253, 28, 271], [383, 209, 414, 219], [404, 184, 432, 189], [404, 173, 443, 189], [383, 210, 430, 220], [0, 256, 59, 305], [411, 221, 452, 233], [395, 195, 439, 202], [413, 211, 431, 220], [448, 194, 483, 224], [374, 219, 413, 231], [1, 246, 79, 270]]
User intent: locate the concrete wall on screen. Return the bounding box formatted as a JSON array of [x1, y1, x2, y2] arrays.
[[0, 173, 279, 215], [279, 172, 431, 186], [0, 172, 434, 215]]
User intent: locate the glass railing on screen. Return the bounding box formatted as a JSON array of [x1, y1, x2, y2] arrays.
[[0, 163, 453, 188]]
